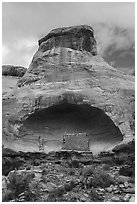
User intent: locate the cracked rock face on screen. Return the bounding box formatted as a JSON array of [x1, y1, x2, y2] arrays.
[[3, 25, 135, 153]]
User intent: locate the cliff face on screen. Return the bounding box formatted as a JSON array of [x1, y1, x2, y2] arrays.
[[38, 25, 97, 54], [17, 25, 97, 87], [3, 25, 135, 153]]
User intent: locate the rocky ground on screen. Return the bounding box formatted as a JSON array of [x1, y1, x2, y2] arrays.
[[2, 140, 135, 202]]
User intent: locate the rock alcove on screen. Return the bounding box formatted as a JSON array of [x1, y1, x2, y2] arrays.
[[4, 25, 134, 153], [22, 103, 123, 154]]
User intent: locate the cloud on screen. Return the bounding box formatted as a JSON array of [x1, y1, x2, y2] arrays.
[[2, 38, 38, 67], [2, 45, 9, 61], [16, 38, 37, 50], [94, 24, 135, 56], [2, 2, 135, 67]]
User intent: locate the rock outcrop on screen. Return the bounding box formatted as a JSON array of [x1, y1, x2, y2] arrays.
[[38, 25, 97, 54], [3, 25, 135, 153], [2, 65, 27, 77]]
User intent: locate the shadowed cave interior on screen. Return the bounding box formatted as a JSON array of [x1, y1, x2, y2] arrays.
[[22, 103, 123, 154]]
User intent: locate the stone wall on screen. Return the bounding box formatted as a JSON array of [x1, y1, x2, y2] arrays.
[[62, 133, 90, 151]]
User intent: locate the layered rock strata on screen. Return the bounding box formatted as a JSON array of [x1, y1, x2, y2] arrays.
[[3, 25, 135, 153]]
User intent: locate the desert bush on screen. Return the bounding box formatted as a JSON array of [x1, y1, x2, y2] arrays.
[[31, 159, 40, 166], [114, 152, 135, 166], [4, 171, 35, 201], [119, 166, 135, 177], [102, 163, 111, 171], [83, 167, 115, 189], [47, 186, 65, 202], [114, 152, 128, 165], [91, 168, 115, 188], [2, 156, 24, 176], [83, 165, 94, 177], [41, 168, 48, 176], [89, 188, 103, 202], [28, 180, 41, 201], [2, 190, 13, 202], [69, 159, 80, 168], [101, 156, 114, 165], [68, 168, 75, 176], [69, 195, 77, 202], [64, 180, 76, 192]]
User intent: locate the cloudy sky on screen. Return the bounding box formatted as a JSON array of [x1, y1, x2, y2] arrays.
[[2, 2, 135, 70]]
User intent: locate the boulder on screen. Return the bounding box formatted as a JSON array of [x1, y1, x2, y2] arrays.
[[111, 196, 120, 202], [123, 188, 135, 194], [129, 195, 135, 202], [117, 176, 131, 183]]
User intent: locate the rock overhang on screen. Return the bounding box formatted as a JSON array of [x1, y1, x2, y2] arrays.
[[38, 25, 95, 45], [37, 25, 97, 55], [8, 88, 133, 139], [4, 25, 135, 153]]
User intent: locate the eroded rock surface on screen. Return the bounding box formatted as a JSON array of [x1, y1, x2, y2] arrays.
[[2, 65, 27, 77], [3, 25, 135, 153]]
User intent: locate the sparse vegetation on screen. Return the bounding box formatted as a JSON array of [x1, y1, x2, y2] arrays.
[[91, 168, 115, 188], [47, 187, 65, 202], [82, 166, 115, 189], [89, 188, 103, 201], [2, 148, 135, 202], [119, 165, 135, 177], [2, 170, 35, 202], [68, 168, 75, 176], [102, 163, 111, 171], [69, 159, 80, 168], [41, 168, 48, 176], [83, 165, 95, 177]]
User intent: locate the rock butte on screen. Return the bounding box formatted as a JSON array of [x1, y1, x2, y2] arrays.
[[4, 25, 135, 154]]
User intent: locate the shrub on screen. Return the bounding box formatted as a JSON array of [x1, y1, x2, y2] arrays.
[[28, 180, 41, 201], [41, 169, 48, 176], [2, 190, 13, 202], [47, 187, 65, 202], [102, 164, 111, 171], [101, 156, 114, 165], [119, 166, 135, 177], [68, 168, 75, 176], [64, 183, 72, 192], [114, 152, 128, 165], [91, 169, 115, 188], [69, 159, 80, 168], [64, 180, 76, 192], [114, 152, 135, 166], [89, 188, 103, 202], [31, 159, 40, 166], [69, 195, 77, 202], [4, 171, 35, 201], [83, 165, 94, 178]]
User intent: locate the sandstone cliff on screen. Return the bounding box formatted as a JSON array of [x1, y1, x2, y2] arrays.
[[3, 25, 135, 153]]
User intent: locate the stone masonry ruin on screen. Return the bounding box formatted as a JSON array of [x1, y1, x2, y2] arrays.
[[4, 25, 135, 154], [62, 133, 90, 152]]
